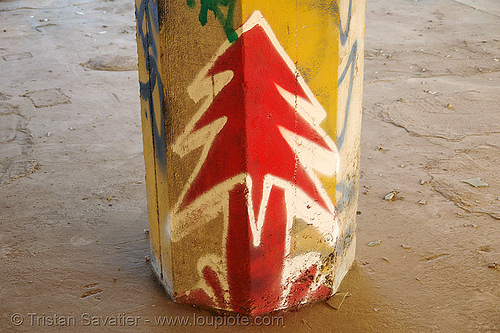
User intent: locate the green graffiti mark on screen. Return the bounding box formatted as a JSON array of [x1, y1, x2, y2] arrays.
[[187, 0, 238, 43]]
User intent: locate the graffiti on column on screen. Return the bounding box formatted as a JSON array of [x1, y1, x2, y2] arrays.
[[335, 0, 359, 213], [135, 0, 167, 170], [187, 0, 238, 42], [135, 0, 172, 286], [172, 11, 340, 314]]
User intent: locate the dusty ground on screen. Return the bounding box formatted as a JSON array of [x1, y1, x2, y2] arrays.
[[0, 0, 499, 332]]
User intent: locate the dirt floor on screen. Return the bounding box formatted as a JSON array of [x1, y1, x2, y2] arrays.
[[1, 0, 499, 332]]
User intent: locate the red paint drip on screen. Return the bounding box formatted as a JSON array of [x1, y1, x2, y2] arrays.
[[177, 288, 215, 309], [226, 184, 252, 313], [203, 266, 226, 309]]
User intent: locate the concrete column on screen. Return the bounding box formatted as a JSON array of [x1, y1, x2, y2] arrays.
[[135, 0, 365, 315]]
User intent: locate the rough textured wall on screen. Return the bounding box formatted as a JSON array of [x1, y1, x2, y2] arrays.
[[136, 0, 365, 315]]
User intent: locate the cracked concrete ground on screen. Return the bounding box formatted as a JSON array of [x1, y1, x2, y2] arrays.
[[0, 0, 499, 332]]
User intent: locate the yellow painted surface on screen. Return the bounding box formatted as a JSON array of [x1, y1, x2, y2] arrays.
[[150, 9, 173, 290], [135, 0, 162, 273], [241, 0, 339, 203]]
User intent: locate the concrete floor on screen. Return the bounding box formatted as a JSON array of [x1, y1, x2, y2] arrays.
[[0, 0, 499, 332]]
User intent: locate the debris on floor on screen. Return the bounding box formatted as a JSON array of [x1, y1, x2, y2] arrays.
[[461, 177, 489, 187], [302, 319, 313, 330], [421, 253, 452, 262], [384, 190, 402, 201], [368, 240, 382, 247], [326, 292, 350, 310]]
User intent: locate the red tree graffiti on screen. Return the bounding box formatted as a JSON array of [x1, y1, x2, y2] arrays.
[[176, 13, 337, 314]]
